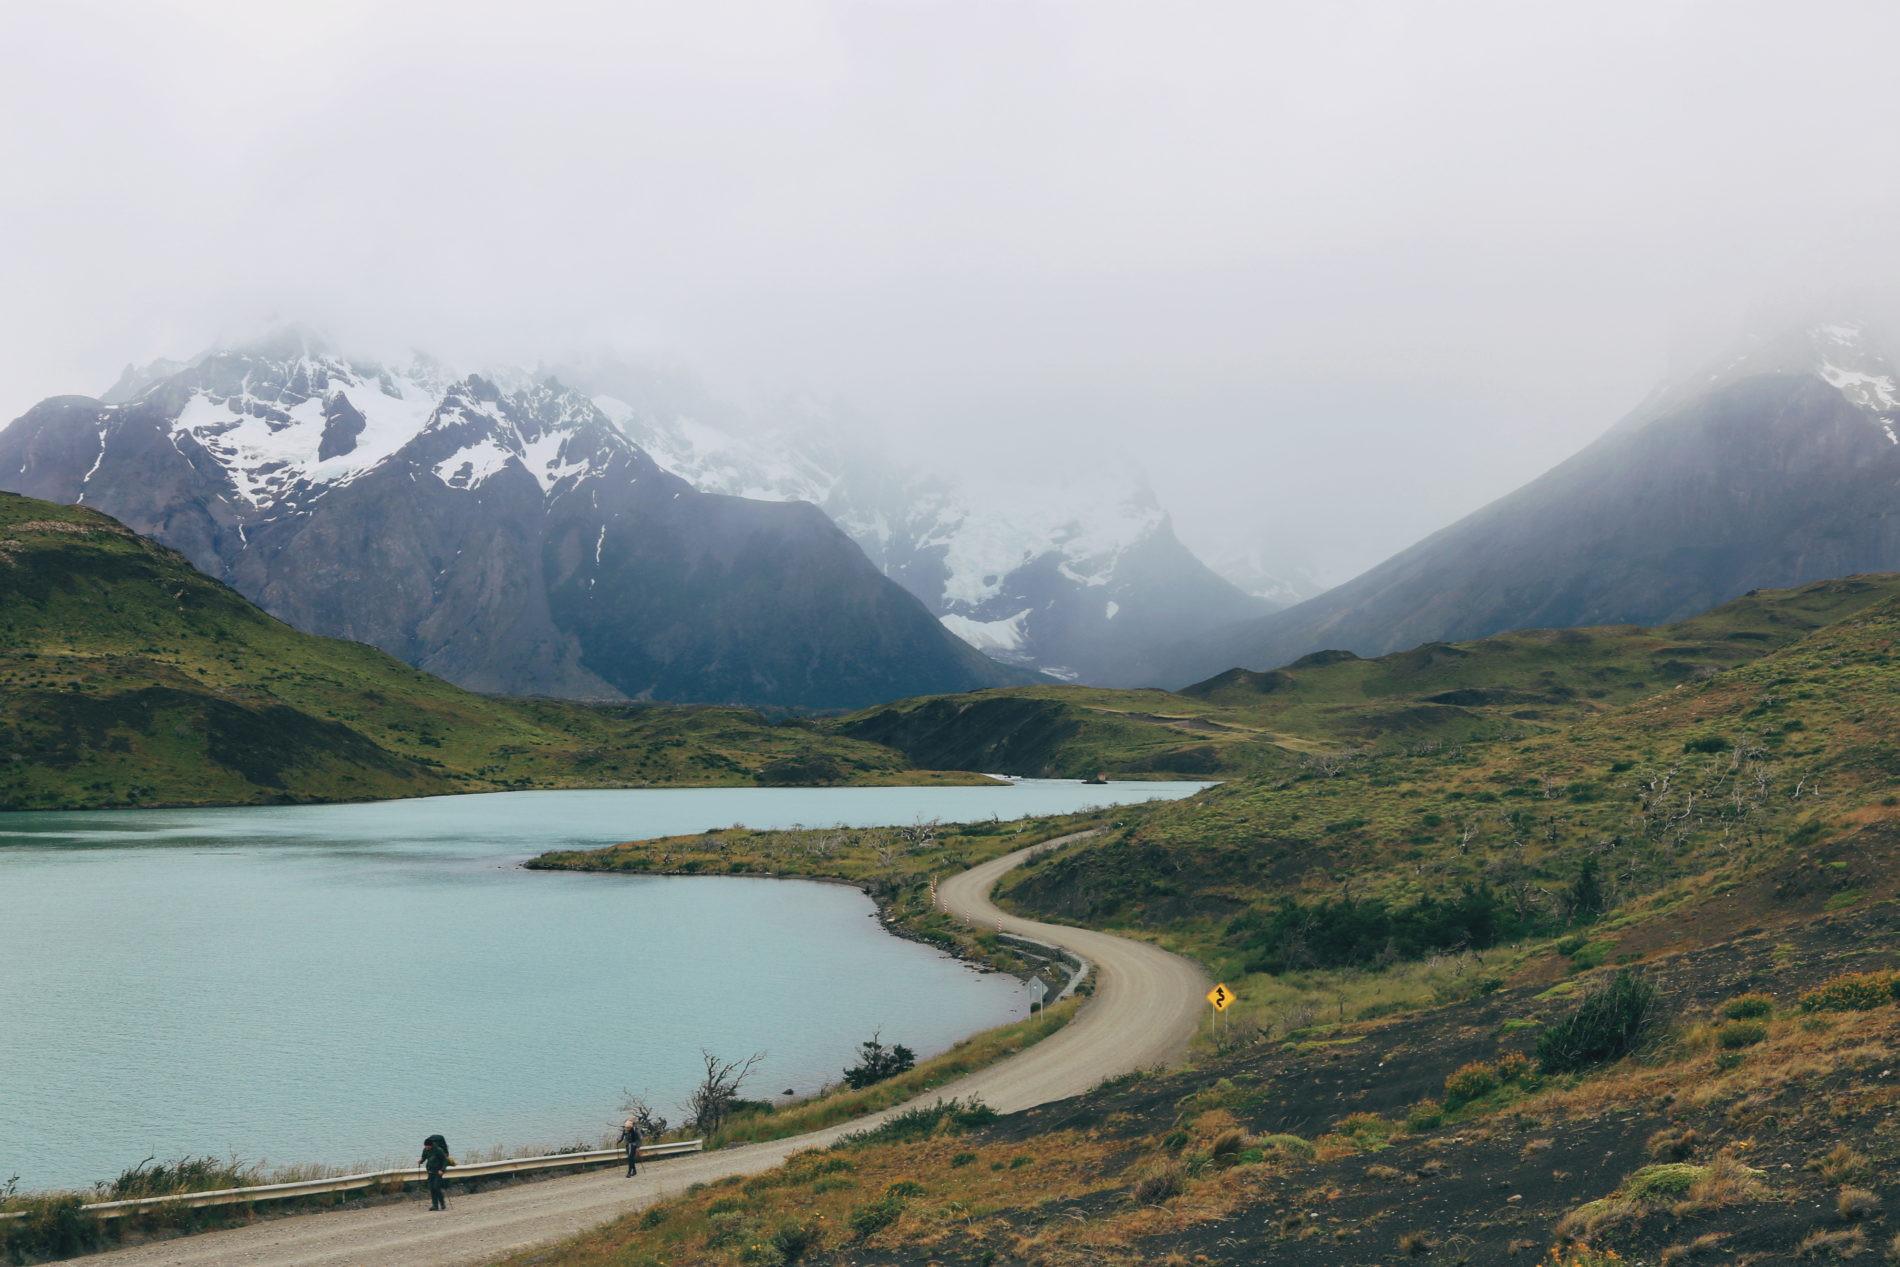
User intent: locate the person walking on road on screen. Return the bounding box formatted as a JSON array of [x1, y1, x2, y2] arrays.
[[618, 1118, 643, 1177], [420, 1134, 453, 1210]]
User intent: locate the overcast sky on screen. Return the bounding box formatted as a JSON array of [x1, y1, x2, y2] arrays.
[[5, 0, 1899, 583]]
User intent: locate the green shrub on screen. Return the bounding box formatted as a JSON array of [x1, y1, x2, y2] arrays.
[[1716, 1020, 1769, 1049], [769, 1218, 824, 1263], [1536, 970, 1657, 1073], [1, 1195, 105, 1261], [1624, 1163, 1708, 1201], [1333, 1113, 1395, 1146], [1683, 736, 1732, 753], [1443, 1062, 1500, 1107], [847, 1194, 905, 1240], [840, 1034, 917, 1090], [1403, 1101, 1446, 1132], [1493, 1051, 1534, 1083], [1259, 1134, 1316, 1160], [1722, 993, 1774, 1020], [1797, 972, 1900, 1013], [950, 1152, 977, 1168], [843, 1097, 996, 1146]]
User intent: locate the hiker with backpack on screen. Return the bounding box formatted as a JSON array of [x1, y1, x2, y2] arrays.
[[419, 1133, 453, 1210], [618, 1118, 643, 1177]]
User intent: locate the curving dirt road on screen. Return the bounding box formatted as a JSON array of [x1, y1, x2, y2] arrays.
[[88, 832, 1208, 1267]]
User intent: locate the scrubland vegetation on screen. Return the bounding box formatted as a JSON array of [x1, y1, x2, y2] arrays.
[[516, 579, 1900, 1264]]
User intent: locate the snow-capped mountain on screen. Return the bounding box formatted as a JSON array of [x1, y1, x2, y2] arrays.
[[1155, 316, 1900, 686], [572, 360, 1275, 685], [0, 331, 1026, 709]]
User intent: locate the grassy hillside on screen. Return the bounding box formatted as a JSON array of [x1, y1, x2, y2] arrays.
[[1001, 584, 1900, 979], [835, 574, 1900, 780], [0, 493, 976, 810], [509, 578, 1900, 1266]]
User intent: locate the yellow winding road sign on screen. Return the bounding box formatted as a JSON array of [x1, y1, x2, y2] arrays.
[[1206, 982, 1235, 1011]]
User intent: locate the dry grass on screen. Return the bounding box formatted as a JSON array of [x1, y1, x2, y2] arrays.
[[1811, 1144, 1874, 1185], [1795, 1226, 1869, 1258], [1671, 1152, 1766, 1215], [1836, 1186, 1880, 1221], [1660, 1232, 1727, 1262], [1645, 1126, 1701, 1160]]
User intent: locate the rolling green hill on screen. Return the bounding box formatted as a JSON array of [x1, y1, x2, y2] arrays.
[[512, 573, 1900, 1267], [835, 574, 1900, 780], [0, 493, 974, 810], [1001, 580, 1900, 980]]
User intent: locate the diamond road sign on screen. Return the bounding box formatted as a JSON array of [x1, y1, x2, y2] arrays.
[[1205, 983, 1235, 1012]]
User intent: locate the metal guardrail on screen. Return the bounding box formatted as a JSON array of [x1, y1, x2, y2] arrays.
[[1, 1140, 704, 1222]]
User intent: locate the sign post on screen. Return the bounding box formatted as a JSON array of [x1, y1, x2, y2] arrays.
[[1205, 982, 1236, 1044], [1027, 976, 1048, 1017]]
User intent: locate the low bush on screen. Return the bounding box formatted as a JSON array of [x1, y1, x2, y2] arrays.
[[840, 1034, 916, 1090], [1647, 1126, 1701, 1160], [847, 1194, 905, 1240], [1333, 1113, 1395, 1147], [770, 1218, 824, 1263], [1259, 1134, 1316, 1160], [1675, 1152, 1765, 1213], [1837, 1187, 1880, 1221], [1403, 1101, 1447, 1131], [1493, 1051, 1534, 1083], [842, 1097, 996, 1146], [1797, 972, 1900, 1014], [1810, 1144, 1872, 1184], [1537, 970, 1657, 1073], [1443, 1062, 1500, 1107], [1209, 1129, 1250, 1166], [1715, 1020, 1768, 1050], [1129, 1164, 1185, 1204], [1625, 1163, 1708, 1202], [1722, 993, 1774, 1020], [1, 1195, 105, 1262]]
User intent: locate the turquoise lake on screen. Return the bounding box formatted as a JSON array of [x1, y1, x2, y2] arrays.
[[0, 779, 1204, 1189]]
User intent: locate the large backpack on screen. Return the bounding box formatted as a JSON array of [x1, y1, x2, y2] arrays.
[[422, 1135, 450, 1170]]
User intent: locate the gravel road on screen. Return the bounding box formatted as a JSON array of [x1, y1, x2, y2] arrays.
[[87, 831, 1209, 1267]]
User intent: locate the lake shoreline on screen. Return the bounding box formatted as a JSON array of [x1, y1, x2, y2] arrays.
[[4, 782, 1202, 1191]]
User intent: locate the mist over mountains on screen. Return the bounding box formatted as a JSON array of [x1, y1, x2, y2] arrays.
[[1154, 317, 1900, 686], [0, 333, 1028, 709], [0, 331, 1283, 707]]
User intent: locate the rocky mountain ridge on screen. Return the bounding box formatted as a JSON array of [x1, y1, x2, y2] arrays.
[[0, 333, 1025, 709], [573, 360, 1276, 683]]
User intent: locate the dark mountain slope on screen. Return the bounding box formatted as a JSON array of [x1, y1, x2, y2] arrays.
[[0, 492, 978, 810], [0, 339, 1026, 709], [1158, 321, 1900, 686]]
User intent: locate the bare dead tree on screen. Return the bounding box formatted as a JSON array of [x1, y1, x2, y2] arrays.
[[1302, 749, 1360, 778], [687, 1050, 768, 1134]]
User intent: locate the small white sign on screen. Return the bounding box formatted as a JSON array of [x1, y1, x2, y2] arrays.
[[1027, 977, 1048, 1002]]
